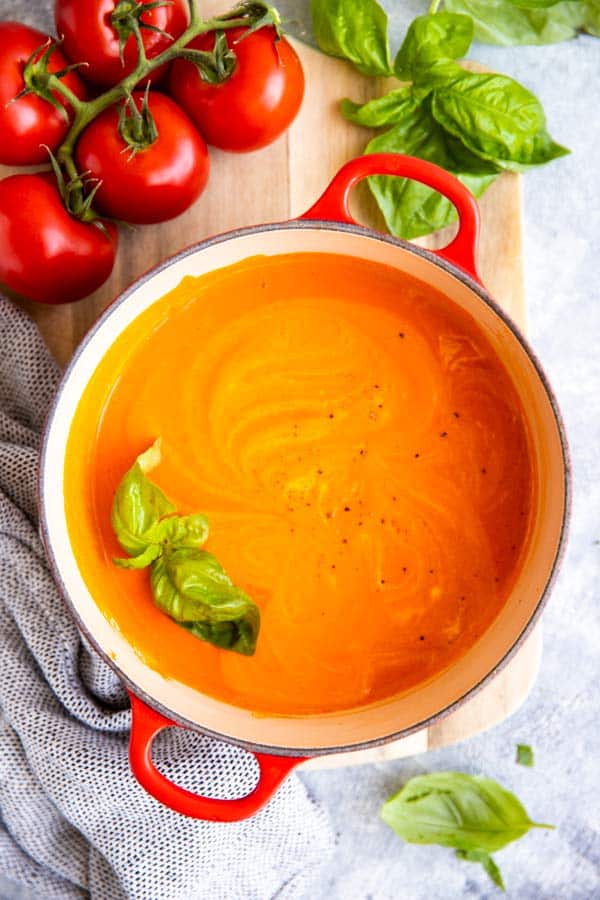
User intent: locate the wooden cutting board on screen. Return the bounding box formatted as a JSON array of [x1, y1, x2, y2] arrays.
[[5, 22, 541, 765]]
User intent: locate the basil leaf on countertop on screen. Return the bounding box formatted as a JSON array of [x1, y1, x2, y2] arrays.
[[381, 771, 553, 853], [506, 0, 579, 7], [110, 439, 175, 558], [310, 0, 393, 76], [151, 549, 260, 656], [111, 442, 260, 655], [445, 0, 587, 45], [394, 12, 474, 81], [516, 743, 535, 766], [456, 849, 506, 891], [431, 71, 569, 169], [585, 0, 600, 34], [364, 100, 498, 239]]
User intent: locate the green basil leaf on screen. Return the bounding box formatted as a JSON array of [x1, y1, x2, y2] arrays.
[[310, 0, 392, 76], [445, 0, 586, 45], [456, 849, 506, 891], [341, 86, 422, 127], [381, 772, 553, 853], [506, 0, 578, 7], [151, 547, 260, 655], [516, 743, 535, 766], [365, 101, 497, 239], [412, 58, 466, 88], [154, 512, 210, 548], [113, 543, 162, 570], [394, 12, 474, 80], [585, 0, 600, 34], [431, 72, 569, 168], [181, 616, 260, 656], [110, 439, 175, 558]]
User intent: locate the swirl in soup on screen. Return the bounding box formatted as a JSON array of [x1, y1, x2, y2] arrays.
[[64, 253, 535, 714]]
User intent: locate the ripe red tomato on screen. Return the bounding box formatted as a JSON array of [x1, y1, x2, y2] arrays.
[[169, 27, 304, 152], [55, 0, 189, 87], [0, 22, 87, 166], [0, 174, 117, 304], [75, 92, 209, 224]]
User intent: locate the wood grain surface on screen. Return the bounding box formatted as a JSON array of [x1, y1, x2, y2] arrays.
[[3, 26, 540, 766]]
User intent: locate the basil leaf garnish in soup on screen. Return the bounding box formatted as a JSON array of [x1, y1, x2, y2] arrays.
[[110, 441, 260, 655], [151, 549, 259, 656], [110, 439, 175, 558]]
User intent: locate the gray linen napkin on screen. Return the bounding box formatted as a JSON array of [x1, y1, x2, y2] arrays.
[[0, 297, 334, 900]]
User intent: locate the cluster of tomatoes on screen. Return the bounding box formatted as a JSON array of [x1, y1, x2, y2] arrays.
[[0, 0, 304, 304]]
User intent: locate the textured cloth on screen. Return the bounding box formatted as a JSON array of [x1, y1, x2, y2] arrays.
[[0, 297, 334, 900]]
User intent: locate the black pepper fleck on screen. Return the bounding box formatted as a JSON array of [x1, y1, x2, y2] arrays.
[[398, 332, 405, 338], [440, 431, 448, 438]]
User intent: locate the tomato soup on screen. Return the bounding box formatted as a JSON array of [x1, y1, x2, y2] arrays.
[[64, 253, 535, 715]]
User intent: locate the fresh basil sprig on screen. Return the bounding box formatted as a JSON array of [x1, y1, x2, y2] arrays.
[[311, 0, 572, 239], [111, 440, 260, 656], [382, 771, 553, 891], [364, 97, 498, 238]]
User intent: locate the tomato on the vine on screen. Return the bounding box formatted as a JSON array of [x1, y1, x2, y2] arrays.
[[0, 174, 117, 304], [0, 22, 87, 166], [169, 26, 304, 153], [55, 0, 189, 87], [75, 91, 209, 224]]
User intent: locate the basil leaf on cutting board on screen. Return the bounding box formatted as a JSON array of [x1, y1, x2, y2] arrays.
[[444, 0, 587, 46], [394, 12, 474, 80], [361, 98, 498, 239], [341, 86, 422, 127], [110, 441, 260, 655], [311, 0, 571, 241], [382, 772, 553, 891], [430, 71, 569, 170], [310, 0, 393, 76]]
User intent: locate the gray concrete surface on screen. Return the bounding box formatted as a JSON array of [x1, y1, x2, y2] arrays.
[[0, 1, 599, 898]]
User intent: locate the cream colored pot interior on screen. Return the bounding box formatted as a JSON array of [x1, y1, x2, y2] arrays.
[[42, 225, 567, 753]]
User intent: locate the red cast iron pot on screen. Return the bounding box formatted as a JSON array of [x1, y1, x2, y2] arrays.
[[40, 155, 570, 821]]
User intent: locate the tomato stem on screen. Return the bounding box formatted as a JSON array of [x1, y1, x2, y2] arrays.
[[54, 0, 273, 208]]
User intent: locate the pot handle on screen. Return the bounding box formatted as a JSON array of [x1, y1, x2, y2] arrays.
[[300, 153, 481, 282], [128, 691, 306, 821]]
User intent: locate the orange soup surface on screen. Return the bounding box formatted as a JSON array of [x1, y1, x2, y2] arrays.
[[64, 253, 535, 715]]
